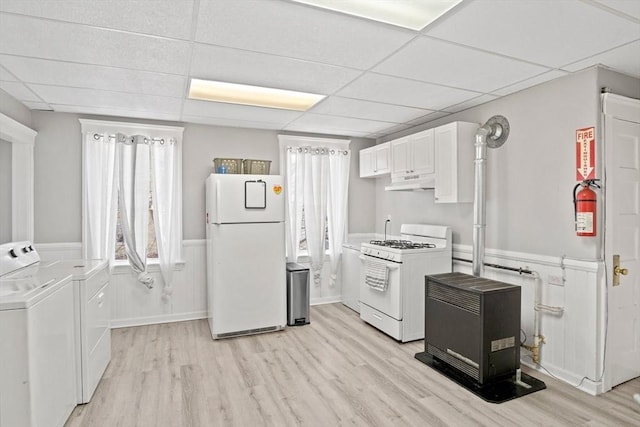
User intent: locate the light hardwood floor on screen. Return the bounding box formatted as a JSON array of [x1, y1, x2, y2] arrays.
[[66, 303, 640, 427]]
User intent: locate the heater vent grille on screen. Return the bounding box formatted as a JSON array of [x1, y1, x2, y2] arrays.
[[428, 282, 481, 315], [427, 343, 479, 380]]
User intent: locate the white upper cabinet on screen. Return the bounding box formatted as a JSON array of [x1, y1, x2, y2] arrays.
[[390, 129, 434, 180], [434, 121, 478, 203], [359, 143, 391, 177]]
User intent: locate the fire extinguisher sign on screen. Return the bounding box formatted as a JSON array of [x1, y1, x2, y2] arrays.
[[576, 127, 595, 181]]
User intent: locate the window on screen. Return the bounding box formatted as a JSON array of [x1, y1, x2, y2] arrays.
[[114, 189, 157, 260], [80, 120, 183, 274], [278, 135, 350, 268], [298, 208, 329, 252]]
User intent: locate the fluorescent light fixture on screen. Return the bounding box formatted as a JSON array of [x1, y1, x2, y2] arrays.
[[292, 0, 462, 31], [188, 79, 325, 111]]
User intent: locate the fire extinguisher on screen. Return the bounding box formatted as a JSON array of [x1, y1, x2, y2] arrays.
[[573, 179, 600, 237]]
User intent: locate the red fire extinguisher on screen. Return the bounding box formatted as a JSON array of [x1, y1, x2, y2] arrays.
[[573, 179, 600, 237]]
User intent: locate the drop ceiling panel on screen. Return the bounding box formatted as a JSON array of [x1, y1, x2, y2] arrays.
[[593, 0, 640, 19], [442, 94, 499, 113], [0, 81, 42, 102], [426, 0, 640, 68], [189, 44, 361, 94], [0, 14, 191, 74], [182, 99, 303, 126], [562, 40, 640, 78], [0, 0, 195, 39], [52, 104, 181, 122], [0, 56, 186, 97], [29, 85, 183, 115], [182, 115, 287, 130], [374, 36, 552, 92], [407, 111, 452, 125], [491, 70, 570, 97], [337, 73, 480, 110], [0, 1, 638, 139], [22, 101, 51, 110], [194, 0, 416, 70], [286, 113, 396, 135], [311, 96, 433, 123], [0, 65, 16, 81]]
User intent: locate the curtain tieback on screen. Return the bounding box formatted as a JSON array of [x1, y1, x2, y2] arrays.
[[137, 272, 155, 289]]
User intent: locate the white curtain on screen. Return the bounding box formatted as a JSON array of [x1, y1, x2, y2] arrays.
[[117, 134, 154, 288], [303, 147, 328, 286], [83, 133, 118, 261], [285, 147, 305, 263], [84, 129, 179, 299], [284, 145, 350, 287], [327, 149, 350, 286], [150, 138, 179, 301]]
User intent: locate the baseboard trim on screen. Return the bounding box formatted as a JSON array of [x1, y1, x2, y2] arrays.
[[111, 311, 207, 329], [311, 296, 342, 306]]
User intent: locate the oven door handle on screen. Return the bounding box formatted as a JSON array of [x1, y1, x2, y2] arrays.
[[359, 255, 400, 269]]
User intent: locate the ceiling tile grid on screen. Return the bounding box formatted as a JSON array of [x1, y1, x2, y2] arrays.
[[0, 0, 638, 138]]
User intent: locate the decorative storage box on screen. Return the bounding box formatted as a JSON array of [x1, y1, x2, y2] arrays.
[[213, 158, 243, 174], [243, 159, 271, 175]]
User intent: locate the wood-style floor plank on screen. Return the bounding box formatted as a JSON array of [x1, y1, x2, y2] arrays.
[[65, 303, 640, 427]]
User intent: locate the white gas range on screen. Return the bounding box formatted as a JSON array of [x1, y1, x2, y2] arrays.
[[359, 224, 452, 342]]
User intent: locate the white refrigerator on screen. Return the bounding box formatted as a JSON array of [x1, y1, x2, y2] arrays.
[[205, 173, 286, 339]]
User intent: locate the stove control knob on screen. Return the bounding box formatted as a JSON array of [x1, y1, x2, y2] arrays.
[[9, 248, 18, 258], [389, 254, 395, 260]]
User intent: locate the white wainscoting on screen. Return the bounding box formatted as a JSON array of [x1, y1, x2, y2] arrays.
[[453, 245, 606, 395], [35, 240, 341, 329], [36, 240, 208, 328]]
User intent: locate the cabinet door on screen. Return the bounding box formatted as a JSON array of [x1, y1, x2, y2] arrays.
[[434, 124, 457, 203], [359, 148, 375, 177], [390, 138, 410, 178], [411, 129, 435, 175], [373, 144, 390, 175]]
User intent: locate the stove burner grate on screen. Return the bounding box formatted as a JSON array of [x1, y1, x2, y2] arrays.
[[369, 240, 436, 250]]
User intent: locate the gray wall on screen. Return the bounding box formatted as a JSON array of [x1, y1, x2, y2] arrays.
[[0, 88, 32, 128], [0, 139, 11, 243], [29, 112, 376, 242], [375, 67, 640, 260]]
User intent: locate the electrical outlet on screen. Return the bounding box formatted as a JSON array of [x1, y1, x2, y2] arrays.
[[548, 275, 564, 286]]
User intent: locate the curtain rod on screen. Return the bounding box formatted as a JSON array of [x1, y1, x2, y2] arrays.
[[287, 146, 349, 155], [93, 133, 175, 145]]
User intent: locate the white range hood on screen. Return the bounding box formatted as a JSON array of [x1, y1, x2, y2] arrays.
[[384, 177, 435, 191]]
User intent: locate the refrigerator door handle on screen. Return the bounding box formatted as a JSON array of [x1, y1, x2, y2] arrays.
[[215, 179, 221, 224]]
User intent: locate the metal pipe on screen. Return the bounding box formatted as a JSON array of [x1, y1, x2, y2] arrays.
[[472, 131, 488, 277], [453, 257, 533, 275], [472, 115, 510, 277]]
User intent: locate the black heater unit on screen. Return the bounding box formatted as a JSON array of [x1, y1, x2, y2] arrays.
[[415, 272, 546, 402]]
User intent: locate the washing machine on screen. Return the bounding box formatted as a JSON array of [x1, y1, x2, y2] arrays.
[[0, 241, 77, 427]]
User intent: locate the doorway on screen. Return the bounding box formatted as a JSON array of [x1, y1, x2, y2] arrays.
[[603, 93, 640, 392]]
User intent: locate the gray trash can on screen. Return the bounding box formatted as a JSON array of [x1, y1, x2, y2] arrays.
[[286, 263, 310, 326]]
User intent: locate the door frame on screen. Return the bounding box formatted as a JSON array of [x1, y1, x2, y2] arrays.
[[602, 92, 640, 392]]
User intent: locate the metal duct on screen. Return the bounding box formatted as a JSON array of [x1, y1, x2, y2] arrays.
[[473, 115, 510, 277]]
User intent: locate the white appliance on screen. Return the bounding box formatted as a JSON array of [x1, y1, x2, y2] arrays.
[[0, 242, 76, 427], [359, 224, 452, 342], [43, 259, 111, 403], [341, 242, 361, 313], [205, 173, 286, 339]]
